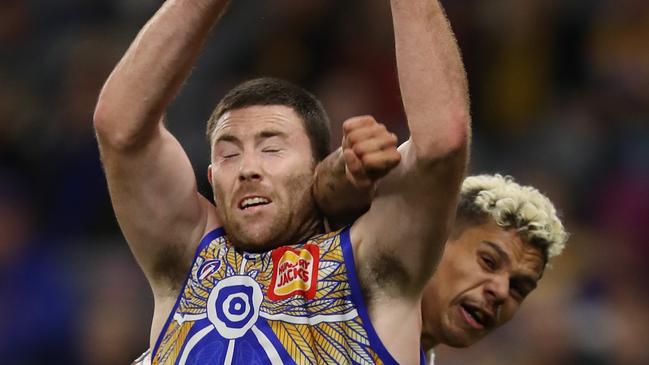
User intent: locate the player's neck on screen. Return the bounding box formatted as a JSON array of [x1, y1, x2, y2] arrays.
[[291, 213, 325, 244]]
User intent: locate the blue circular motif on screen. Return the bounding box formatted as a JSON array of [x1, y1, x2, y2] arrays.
[[216, 286, 254, 328], [229, 297, 246, 316], [207, 275, 263, 339]]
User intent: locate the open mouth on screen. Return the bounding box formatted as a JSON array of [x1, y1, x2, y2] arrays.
[[460, 303, 493, 330], [238, 196, 271, 210]]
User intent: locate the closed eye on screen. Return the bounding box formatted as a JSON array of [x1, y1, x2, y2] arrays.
[[480, 255, 497, 271], [510, 285, 526, 301], [510, 277, 536, 302]]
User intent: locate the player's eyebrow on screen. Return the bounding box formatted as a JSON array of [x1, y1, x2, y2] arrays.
[[482, 240, 510, 265], [213, 128, 290, 152], [256, 129, 288, 142], [214, 133, 241, 146]]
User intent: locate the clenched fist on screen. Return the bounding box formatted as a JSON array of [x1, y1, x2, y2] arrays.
[[342, 115, 401, 189]]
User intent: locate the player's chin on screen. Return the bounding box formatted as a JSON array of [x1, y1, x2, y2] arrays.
[[232, 223, 283, 252], [232, 235, 278, 253], [444, 327, 485, 348]]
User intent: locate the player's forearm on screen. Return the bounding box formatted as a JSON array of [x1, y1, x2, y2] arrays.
[[390, 0, 470, 160], [313, 148, 372, 227], [94, 0, 229, 148]]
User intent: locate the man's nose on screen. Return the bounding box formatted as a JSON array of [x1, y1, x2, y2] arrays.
[[484, 273, 509, 306], [238, 151, 262, 181]]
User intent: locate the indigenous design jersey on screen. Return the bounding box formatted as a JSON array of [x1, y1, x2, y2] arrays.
[[151, 227, 400, 365]]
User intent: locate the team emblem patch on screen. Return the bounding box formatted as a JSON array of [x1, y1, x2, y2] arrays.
[[198, 259, 222, 280], [268, 244, 319, 300]]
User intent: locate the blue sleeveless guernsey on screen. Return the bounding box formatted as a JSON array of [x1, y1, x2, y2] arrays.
[[151, 226, 420, 365]]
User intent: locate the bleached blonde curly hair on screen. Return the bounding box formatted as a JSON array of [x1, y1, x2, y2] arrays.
[[456, 174, 568, 262]]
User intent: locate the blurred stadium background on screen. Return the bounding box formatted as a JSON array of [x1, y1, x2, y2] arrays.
[[1, 0, 648, 364]]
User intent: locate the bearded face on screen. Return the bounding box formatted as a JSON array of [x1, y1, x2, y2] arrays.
[[208, 105, 321, 251]]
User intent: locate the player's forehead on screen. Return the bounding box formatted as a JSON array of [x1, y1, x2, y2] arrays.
[[212, 105, 305, 140]]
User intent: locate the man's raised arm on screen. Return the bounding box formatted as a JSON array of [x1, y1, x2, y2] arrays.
[[353, 0, 470, 297], [391, 0, 470, 158], [93, 0, 229, 291]]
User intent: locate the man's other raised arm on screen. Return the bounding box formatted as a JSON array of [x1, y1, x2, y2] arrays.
[[313, 119, 401, 229], [93, 0, 228, 291], [352, 0, 471, 295]]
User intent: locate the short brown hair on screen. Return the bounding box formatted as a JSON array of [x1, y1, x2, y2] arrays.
[[206, 77, 331, 161]]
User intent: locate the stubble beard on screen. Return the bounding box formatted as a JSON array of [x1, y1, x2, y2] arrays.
[[218, 170, 324, 252], [228, 213, 287, 252]]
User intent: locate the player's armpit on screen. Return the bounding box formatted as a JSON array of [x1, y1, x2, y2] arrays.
[[351, 136, 468, 298]]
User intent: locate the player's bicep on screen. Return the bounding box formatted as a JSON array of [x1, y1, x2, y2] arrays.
[[98, 124, 216, 286], [351, 140, 466, 296]]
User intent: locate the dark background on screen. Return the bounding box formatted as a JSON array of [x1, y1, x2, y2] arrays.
[[1, 0, 648, 364]]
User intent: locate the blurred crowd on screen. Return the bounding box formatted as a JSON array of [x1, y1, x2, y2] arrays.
[[1, 0, 648, 364]]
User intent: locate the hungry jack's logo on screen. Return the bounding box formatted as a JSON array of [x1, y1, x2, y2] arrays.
[[268, 244, 319, 301]]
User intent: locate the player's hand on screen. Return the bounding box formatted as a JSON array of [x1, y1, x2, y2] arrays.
[[341, 115, 401, 190]]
